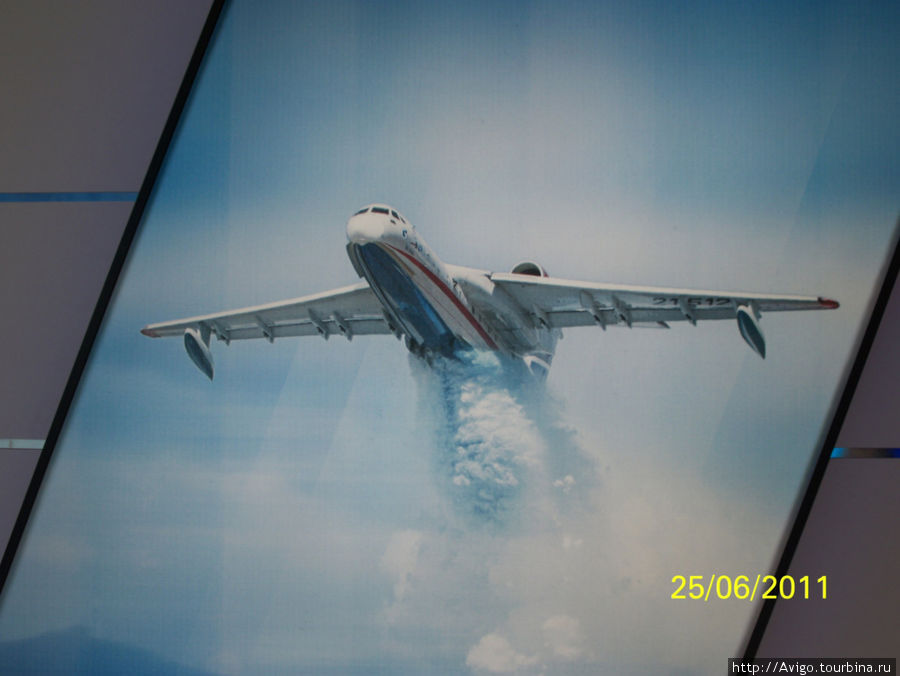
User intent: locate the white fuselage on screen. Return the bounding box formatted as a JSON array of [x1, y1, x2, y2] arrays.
[[345, 204, 556, 373]]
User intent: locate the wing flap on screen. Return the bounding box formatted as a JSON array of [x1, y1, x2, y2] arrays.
[[141, 282, 391, 342], [490, 273, 837, 329]]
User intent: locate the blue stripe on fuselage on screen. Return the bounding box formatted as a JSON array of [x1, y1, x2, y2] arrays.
[[356, 243, 461, 355]]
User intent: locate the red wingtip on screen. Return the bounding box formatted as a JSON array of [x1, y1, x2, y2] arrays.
[[141, 327, 159, 337], [818, 297, 839, 309]]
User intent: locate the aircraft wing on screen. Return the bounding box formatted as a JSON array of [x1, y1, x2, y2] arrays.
[[141, 281, 392, 343], [489, 272, 839, 357]]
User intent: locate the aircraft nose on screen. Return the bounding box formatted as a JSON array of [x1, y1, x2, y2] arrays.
[[346, 214, 385, 245]]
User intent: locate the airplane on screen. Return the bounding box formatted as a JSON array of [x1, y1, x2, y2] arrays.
[[141, 204, 839, 380]]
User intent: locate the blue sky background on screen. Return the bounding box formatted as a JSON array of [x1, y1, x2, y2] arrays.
[[2, 1, 899, 674]]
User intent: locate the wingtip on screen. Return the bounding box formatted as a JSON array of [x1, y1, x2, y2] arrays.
[[141, 327, 159, 338], [818, 297, 840, 310]]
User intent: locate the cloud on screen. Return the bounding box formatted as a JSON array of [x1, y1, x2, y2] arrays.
[[381, 530, 423, 604], [466, 633, 538, 673], [465, 615, 585, 673], [553, 475, 576, 493], [542, 615, 583, 660]]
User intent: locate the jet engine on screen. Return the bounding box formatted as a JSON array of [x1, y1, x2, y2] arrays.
[[735, 304, 766, 359], [510, 261, 549, 277], [184, 326, 214, 380]]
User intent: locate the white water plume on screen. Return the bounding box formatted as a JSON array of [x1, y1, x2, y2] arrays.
[[411, 349, 597, 524]]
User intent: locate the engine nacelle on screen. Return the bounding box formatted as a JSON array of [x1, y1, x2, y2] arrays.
[[511, 261, 549, 277], [184, 327, 214, 380], [736, 304, 766, 359]]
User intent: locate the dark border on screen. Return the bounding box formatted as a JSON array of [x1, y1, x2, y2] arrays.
[[0, 0, 228, 596], [743, 213, 900, 657]]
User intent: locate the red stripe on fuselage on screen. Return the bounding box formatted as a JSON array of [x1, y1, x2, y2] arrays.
[[387, 244, 498, 350]]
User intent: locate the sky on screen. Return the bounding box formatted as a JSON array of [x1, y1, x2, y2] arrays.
[[2, 1, 899, 674]]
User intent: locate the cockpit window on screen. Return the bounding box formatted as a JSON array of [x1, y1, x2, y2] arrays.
[[391, 210, 400, 220], [371, 207, 390, 215], [354, 208, 369, 215]]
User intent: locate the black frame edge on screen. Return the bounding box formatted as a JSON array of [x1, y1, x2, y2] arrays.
[[742, 213, 900, 658], [0, 0, 228, 597]]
